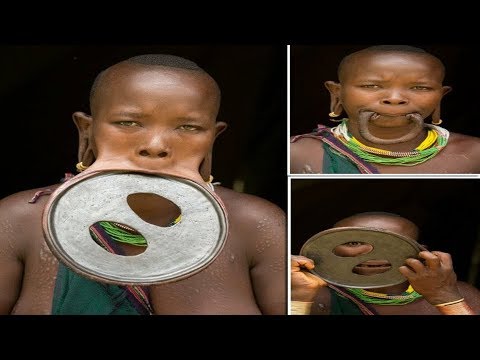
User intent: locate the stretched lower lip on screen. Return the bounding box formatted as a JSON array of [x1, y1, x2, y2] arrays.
[[372, 113, 408, 118], [370, 112, 416, 120], [352, 264, 392, 276], [357, 111, 425, 145], [355, 264, 392, 268]]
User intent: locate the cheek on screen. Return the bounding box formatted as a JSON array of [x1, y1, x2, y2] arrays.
[[173, 134, 214, 156], [416, 93, 442, 108], [94, 130, 134, 151], [182, 131, 215, 147], [342, 89, 374, 107]]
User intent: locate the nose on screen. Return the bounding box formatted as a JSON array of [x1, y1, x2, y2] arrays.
[[381, 89, 408, 105], [138, 133, 170, 158]]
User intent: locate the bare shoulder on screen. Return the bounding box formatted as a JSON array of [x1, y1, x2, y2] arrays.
[[448, 132, 480, 149], [0, 185, 60, 251], [432, 132, 480, 173], [1, 186, 57, 217], [457, 281, 480, 313], [290, 136, 324, 173], [447, 132, 480, 159], [214, 186, 285, 226]]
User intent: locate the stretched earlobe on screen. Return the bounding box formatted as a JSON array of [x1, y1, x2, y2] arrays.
[[199, 151, 213, 183], [431, 105, 443, 125], [324, 81, 343, 120], [431, 86, 451, 125], [199, 121, 228, 183], [72, 112, 96, 170]]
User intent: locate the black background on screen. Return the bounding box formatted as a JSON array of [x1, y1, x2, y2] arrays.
[[291, 178, 480, 288], [0, 45, 287, 211]]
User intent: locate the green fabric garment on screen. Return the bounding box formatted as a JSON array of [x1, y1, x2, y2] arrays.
[[329, 288, 364, 315], [322, 143, 362, 174], [52, 264, 142, 315]]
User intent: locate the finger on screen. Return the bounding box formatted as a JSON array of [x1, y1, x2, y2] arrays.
[[291, 255, 315, 270], [417, 243, 428, 252], [431, 251, 453, 268], [418, 251, 441, 270], [404, 258, 426, 273], [302, 164, 314, 174], [304, 272, 327, 287], [398, 265, 416, 279]]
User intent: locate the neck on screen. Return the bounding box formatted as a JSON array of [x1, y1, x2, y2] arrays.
[[347, 122, 428, 152], [365, 282, 410, 295]]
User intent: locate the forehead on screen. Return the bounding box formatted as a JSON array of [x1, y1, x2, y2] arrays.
[[91, 64, 220, 119], [341, 51, 444, 81], [105, 64, 216, 96], [335, 215, 418, 240]]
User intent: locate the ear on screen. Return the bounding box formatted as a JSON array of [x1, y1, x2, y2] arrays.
[[199, 121, 228, 183], [324, 81, 344, 116], [72, 111, 96, 167], [214, 121, 228, 138], [432, 86, 453, 125], [442, 85, 452, 96]]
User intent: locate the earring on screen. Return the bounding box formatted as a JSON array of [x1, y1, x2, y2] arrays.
[[329, 112, 343, 122], [432, 119, 443, 125], [76, 161, 89, 172]]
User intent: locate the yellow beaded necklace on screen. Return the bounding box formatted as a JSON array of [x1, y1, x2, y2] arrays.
[[331, 120, 449, 166], [347, 285, 423, 305]]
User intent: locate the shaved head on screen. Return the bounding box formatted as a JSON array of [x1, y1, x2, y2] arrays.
[[89, 54, 221, 117], [334, 212, 419, 241], [337, 45, 446, 83]]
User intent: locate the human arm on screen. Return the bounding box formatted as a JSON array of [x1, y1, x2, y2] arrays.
[[399, 251, 477, 315], [290, 138, 324, 174], [228, 191, 286, 315], [291, 255, 327, 302], [291, 255, 327, 315], [0, 193, 29, 314]]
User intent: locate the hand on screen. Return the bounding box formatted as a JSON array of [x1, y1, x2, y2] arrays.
[[399, 251, 462, 305], [291, 255, 327, 302]]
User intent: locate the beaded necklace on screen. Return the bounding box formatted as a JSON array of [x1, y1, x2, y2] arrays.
[[331, 119, 449, 166], [346, 285, 423, 305]]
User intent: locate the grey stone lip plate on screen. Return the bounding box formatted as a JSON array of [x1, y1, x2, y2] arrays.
[[300, 227, 421, 289], [43, 171, 228, 285]]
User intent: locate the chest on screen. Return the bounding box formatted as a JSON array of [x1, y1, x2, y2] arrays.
[[375, 152, 478, 174], [12, 239, 59, 314], [372, 299, 440, 315]]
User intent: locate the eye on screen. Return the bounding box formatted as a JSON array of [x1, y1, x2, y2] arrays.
[[178, 125, 201, 131], [411, 86, 432, 91], [360, 84, 380, 89], [345, 241, 363, 247], [115, 121, 141, 127]]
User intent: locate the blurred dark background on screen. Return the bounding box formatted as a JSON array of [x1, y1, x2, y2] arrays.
[[290, 44, 480, 139], [291, 178, 480, 289], [0, 45, 287, 211]]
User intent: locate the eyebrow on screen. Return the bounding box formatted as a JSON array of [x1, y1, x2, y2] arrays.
[[175, 116, 208, 123], [109, 111, 146, 119]]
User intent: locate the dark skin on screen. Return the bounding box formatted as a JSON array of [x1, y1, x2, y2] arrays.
[[291, 214, 480, 315], [290, 50, 480, 174], [0, 62, 286, 314]]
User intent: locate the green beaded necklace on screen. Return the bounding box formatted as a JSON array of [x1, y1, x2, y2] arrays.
[[346, 285, 423, 306], [99, 221, 148, 246], [331, 120, 449, 166], [98, 216, 182, 247]]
